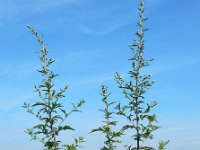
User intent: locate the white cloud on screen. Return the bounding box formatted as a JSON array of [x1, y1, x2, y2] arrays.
[[78, 24, 93, 35], [146, 0, 167, 8], [150, 56, 200, 75], [0, 62, 37, 79], [76, 0, 169, 36], [22, 0, 84, 11], [186, 138, 200, 147], [56, 49, 104, 66], [78, 22, 127, 36], [0, 96, 31, 111], [73, 75, 114, 85], [0, 0, 84, 20], [65, 49, 103, 58]]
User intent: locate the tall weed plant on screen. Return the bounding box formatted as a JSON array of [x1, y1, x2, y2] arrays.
[[90, 85, 123, 150], [115, 0, 169, 149], [23, 25, 85, 150]]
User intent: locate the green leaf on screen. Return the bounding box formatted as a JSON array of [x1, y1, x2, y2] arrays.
[[90, 127, 104, 133], [62, 125, 75, 131], [158, 140, 169, 150]]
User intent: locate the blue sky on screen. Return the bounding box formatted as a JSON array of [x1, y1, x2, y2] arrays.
[[0, 0, 200, 149]]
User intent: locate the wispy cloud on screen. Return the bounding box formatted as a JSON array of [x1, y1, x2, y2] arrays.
[[65, 49, 103, 58], [76, 1, 134, 36], [73, 55, 200, 85], [0, 94, 33, 111], [56, 49, 104, 66], [0, 99, 25, 112], [149, 56, 200, 75], [72, 75, 114, 85], [77, 0, 168, 36], [78, 22, 127, 36], [186, 138, 200, 147], [146, 0, 167, 8], [158, 126, 200, 134], [21, 0, 84, 12], [0, 62, 37, 79], [0, 99, 20, 111], [0, 0, 84, 20]]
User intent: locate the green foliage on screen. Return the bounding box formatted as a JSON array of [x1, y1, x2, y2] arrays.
[[64, 137, 85, 150], [22, 0, 169, 149], [114, 0, 168, 149], [23, 25, 85, 150], [158, 141, 169, 150], [90, 85, 123, 150]]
